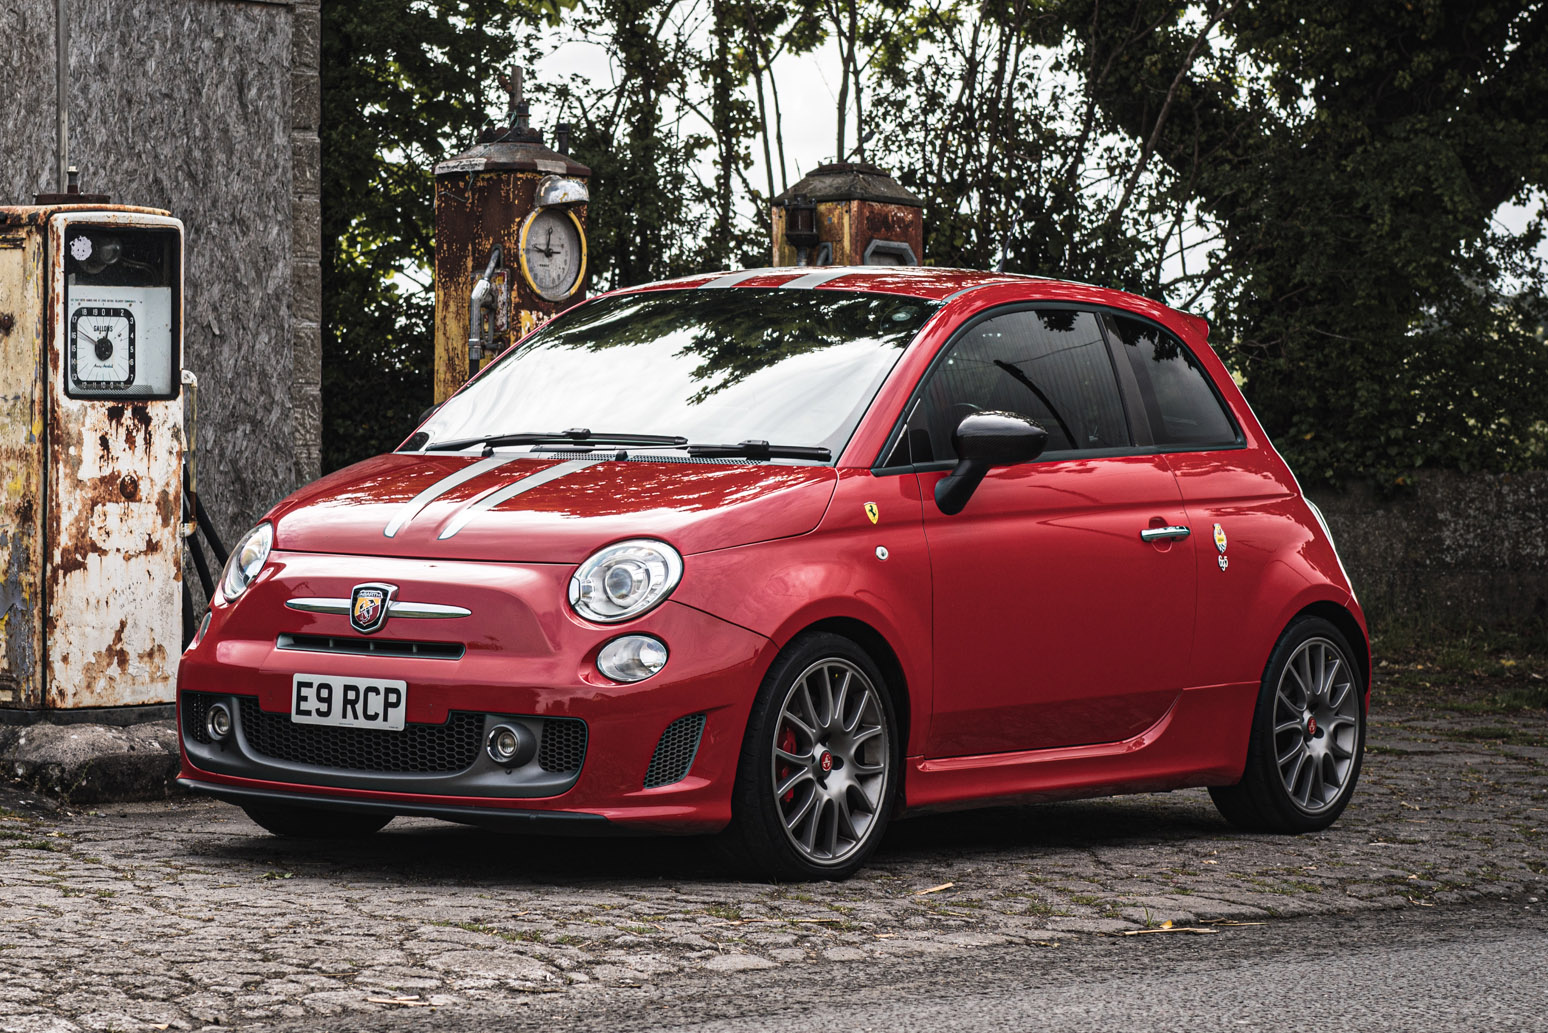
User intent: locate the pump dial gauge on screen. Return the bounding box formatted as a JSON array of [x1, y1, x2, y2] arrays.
[[518, 207, 587, 302], [69, 306, 136, 389]]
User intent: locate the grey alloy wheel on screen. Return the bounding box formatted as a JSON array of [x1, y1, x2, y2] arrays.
[[1272, 636, 1361, 814], [770, 657, 892, 867]]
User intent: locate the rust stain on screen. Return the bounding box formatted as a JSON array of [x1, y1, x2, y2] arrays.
[[433, 170, 590, 403]]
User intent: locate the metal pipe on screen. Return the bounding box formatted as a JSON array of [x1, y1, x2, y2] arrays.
[[55, 0, 68, 193], [467, 245, 502, 379]]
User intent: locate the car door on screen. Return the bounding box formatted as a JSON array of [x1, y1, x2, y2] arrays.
[[902, 306, 1198, 757], [1103, 313, 1284, 692]]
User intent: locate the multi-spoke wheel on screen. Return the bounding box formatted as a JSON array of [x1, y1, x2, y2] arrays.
[[724, 633, 899, 880], [1211, 616, 1366, 833]]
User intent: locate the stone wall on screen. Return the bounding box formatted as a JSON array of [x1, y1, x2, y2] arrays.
[[0, 0, 321, 543], [1309, 471, 1548, 633]]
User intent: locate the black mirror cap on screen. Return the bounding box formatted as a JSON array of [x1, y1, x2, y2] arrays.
[[952, 411, 1049, 465]]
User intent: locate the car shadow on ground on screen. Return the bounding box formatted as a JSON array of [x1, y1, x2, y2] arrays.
[[185, 791, 1235, 887]]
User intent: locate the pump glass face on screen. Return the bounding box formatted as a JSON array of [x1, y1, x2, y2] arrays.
[[62, 224, 180, 399], [519, 208, 585, 302]]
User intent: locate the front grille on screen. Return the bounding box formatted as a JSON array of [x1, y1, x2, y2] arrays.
[[643, 713, 706, 788], [237, 698, 482, 774], [181, 692, 213, 745], [538, 718, 588, 773], [276, 633, 464, 660]]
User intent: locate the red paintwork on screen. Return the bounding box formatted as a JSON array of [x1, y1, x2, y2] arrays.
[[179, 266, 1369, 833], [270, 454, 837, 562]]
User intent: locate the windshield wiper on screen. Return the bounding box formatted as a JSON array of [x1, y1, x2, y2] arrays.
[[423, 428, 690, 453], [685, 440, 832, 461]]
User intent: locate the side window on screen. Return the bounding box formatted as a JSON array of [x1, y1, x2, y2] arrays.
[[1108, 315, 1239, 449], [917, 308, 1128, 461]]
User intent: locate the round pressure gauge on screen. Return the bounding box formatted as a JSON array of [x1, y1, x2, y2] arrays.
[[518, 208, 587, 302], [69, 305, 136, 389]]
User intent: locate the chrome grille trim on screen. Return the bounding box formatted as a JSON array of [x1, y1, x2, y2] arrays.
[[285, 598, 471, 619]]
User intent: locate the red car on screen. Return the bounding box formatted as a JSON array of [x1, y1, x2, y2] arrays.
[[178, 266, 1369, 880]]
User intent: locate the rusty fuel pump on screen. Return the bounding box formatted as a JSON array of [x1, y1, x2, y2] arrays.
[[433, 69, 592, 403], [771, 162, 925, 267], [0, 174, 196, 716]]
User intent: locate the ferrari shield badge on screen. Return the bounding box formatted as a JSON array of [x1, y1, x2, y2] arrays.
[[350, 583, 396, 634], [864, 502, 880, 524]]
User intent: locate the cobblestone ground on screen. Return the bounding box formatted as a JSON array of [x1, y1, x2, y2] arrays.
[[2, 704, 1545, 1032]]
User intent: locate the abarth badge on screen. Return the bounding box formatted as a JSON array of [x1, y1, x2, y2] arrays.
[[864, 502, 879, 524], [350, 583, 397, 634], [1213, 523, 1228, 553]]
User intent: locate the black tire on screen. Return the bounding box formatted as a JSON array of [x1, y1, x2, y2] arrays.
[[1210, 616, 1366, 833], [722, 632, 901, 881], [241, 804, 393, 839]]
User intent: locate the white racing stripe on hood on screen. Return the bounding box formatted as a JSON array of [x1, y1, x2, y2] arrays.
[[436, 458, 605, 540], [383, 454, 522, 537]]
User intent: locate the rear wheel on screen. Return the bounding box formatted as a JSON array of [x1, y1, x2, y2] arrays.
[[241, 804, 392, 839], [1210, 616, 1365, 833], [724, 633, 900, 881]]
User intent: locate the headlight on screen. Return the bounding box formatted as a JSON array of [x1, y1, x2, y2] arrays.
[[217, 523, 273, 603], [568, 539, 683, 623]]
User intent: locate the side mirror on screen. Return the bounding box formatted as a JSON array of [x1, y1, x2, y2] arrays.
[[934, 411, 1048, 515]]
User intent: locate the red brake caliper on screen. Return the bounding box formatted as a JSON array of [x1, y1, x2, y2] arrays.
[[778, 728, 798, 802]]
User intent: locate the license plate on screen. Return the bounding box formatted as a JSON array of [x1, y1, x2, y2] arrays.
[[291, 674, 408, 731]]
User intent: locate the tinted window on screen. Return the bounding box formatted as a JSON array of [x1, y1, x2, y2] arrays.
[[1109, 315, 1238, 448], [916, 309, 1129, 460], [418, 290, 936, 459]]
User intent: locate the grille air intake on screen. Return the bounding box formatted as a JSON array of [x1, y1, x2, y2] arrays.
[[643, 713, 706, 788], [237, 697, 482, 773], [276, 634, 464, 660], [181, 692, 213, 745], [537, 719, 588, 773]]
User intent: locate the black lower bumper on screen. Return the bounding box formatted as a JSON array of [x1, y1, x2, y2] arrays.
[[178, 778, 616, 835]]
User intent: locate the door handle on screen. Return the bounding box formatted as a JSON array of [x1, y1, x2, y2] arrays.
[[1140, 525, 1191, 542]]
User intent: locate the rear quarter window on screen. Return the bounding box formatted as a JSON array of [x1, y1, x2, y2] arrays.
[[1108, 314, 1239, 449]]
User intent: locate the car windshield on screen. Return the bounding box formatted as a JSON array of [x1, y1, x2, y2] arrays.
[[415, 288, 938, 460]]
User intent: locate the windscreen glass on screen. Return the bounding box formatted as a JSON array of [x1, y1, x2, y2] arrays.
[[417, 289, 937, 458]]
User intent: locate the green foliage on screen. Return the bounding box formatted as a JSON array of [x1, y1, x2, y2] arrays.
[[1061, 0, 1548, 486], [320, 0, 561, 471]]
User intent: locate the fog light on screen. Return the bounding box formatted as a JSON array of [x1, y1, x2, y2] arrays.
[[486, 723, 535, 766], [597, 635, 668, 683], [206, 702, 233, 742]]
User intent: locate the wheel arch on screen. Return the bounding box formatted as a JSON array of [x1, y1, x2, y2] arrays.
[[1293, 600, 1371, 695], [788, 616, 912, 761]]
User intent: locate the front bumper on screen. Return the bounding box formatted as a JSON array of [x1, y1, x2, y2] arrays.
[[178, 551, 774, 834]]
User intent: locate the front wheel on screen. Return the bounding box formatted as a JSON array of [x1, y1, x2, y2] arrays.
[[242, 804, 392, 839], [724, 633, 900, 881], [1210, 616, 1366, 833]]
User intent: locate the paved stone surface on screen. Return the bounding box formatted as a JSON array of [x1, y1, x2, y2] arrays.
[[1, 704, 1544, 1031]]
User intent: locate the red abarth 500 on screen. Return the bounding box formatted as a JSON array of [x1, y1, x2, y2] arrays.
[[178, 266, 1369, 880]]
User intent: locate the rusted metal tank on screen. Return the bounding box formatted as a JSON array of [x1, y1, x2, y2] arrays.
[[771, 162, 925, 267], [433, 70, 592, 404], [0, 200, 184, 713]]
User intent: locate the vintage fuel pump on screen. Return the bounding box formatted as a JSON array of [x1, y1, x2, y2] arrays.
[[0, 180, 186, 714], [772, 162, 925, 267], [432, 69, 592, 403]]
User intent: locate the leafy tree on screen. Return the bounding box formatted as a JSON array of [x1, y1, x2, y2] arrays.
[[1062, 0, 1548, 485], [320, 0, 561, 471]]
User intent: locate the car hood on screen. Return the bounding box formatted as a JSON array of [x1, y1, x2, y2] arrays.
[[267, 452, 839, 563]]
